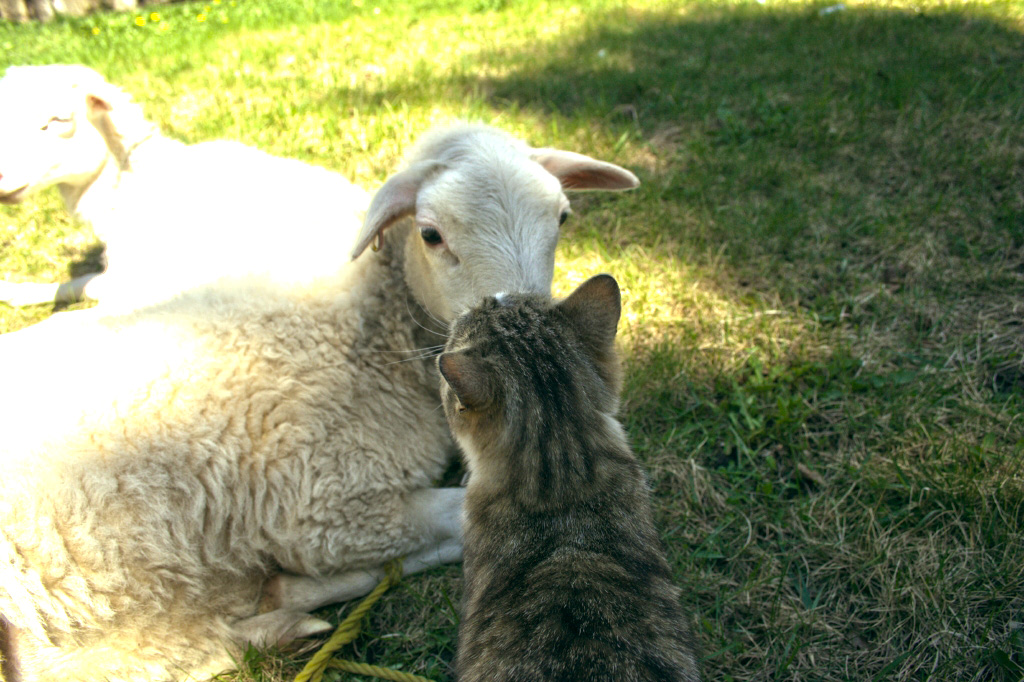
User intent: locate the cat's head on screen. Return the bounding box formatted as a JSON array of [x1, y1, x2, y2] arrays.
[[437, 274, 623, 471]]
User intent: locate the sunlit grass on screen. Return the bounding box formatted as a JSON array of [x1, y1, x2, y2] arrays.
[[2, 0, 1023, 679]]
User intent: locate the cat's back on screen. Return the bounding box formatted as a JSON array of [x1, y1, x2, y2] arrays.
[[458, 500, 701, 682]]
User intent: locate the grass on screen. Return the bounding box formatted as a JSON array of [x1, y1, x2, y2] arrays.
[[2, 0, 1023, 679]]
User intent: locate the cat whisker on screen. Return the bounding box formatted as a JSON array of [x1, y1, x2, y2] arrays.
[[416, 300, 450, 329], [404, 297, 449, 339], [370, 345, 446, 355], [381, 348, 446, 366]]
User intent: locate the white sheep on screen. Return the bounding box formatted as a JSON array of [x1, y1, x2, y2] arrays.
[[0, 122, 640, 681], [0, 64, 369, 311]]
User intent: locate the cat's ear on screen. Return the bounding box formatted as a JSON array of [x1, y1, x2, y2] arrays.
[[438, 351, 494, 412], [559, 274, 622, 353]]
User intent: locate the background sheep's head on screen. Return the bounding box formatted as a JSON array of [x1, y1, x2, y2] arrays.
[[351, 124, 639, 321], [0, 65, 120, 206]]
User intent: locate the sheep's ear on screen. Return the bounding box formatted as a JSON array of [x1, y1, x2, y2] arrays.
[[85, 92, 131, 167], [351, 160, 445, 260], [85, 92, 112, 115], [558, 274, 621, 354], [438, 350, 493, 412], [530, 149, 640, 191]]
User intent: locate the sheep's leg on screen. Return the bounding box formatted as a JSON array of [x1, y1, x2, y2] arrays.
[[56, 272, 103, 304], [0, 272, 102, 307], [263, 537, 463, 614], [240, 537, 460, 647], [232, 610, 335, 648], [403, 485, 464, 544], [264, 487, 464, 613]]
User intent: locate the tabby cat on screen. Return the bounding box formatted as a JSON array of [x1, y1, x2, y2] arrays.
[[438, 274, 701, 682]]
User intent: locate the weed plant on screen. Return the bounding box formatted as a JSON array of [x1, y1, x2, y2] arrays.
[[1, 0, 1022, 680]]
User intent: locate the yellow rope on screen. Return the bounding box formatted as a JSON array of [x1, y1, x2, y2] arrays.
[[328, 659, 435, 681], [293, 560, 434, 682]]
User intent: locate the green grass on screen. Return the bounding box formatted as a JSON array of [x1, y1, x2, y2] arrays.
[[2, 0, 1023, 679]]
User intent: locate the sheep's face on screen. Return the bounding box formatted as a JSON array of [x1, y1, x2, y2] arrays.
[[351, 124, 640, 324], [0, 67, 110, 205], [405, 159, 565, 321]]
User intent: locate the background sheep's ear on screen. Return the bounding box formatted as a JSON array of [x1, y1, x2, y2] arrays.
[[85, 93, 131, 167], [351, 160, 445, 260], [558, 274, 621, 354], [438, 350, 493, 412], [530, 149, 640, 191], [84, 86, 156, 171], [85, 93, 112, 115]]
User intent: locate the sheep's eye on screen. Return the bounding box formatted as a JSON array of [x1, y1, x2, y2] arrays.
[[559, 210, 571, 226], [41, 116, 71, 131], [420, 226, 444, 246]]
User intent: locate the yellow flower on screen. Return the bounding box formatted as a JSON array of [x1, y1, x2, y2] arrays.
[[197, 13, 206, 21], [134, 16, 145, 26], [219, 14, 228, 22], [149, 12, 159, 20], [213, 0, 221, 4], [91, 26, 100, 35], [159, 21, 169, 31]]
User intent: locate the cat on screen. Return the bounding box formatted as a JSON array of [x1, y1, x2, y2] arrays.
[[438, 274, 701, 682]]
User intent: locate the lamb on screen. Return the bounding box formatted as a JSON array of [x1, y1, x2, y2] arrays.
[[0, 64, 370, 311], [0, 122, 640, 681]]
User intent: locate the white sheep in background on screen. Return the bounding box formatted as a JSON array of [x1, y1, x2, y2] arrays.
[[0, 64, 369, 312], [0, 122, 640, 681]]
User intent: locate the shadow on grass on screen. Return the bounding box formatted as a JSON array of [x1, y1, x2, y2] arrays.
[[478, 3, 1023, 291]]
